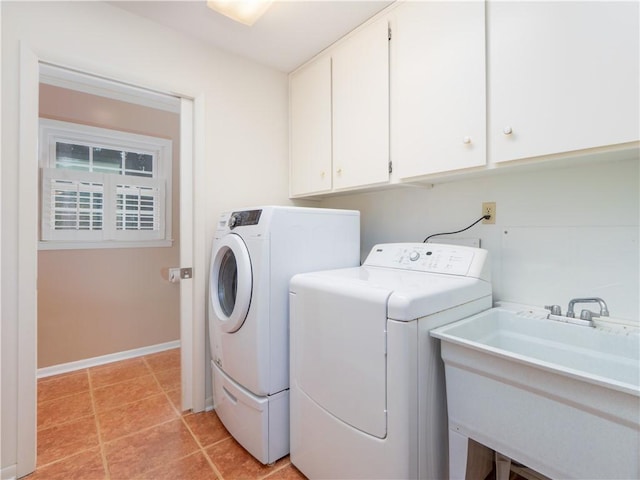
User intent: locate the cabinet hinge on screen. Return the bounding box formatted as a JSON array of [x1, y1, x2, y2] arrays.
[[388, 27, 392, 41], [388, 161, 393, 174]]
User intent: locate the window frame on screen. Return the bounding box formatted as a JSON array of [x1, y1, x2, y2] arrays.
[[39, 118, 173, 250]]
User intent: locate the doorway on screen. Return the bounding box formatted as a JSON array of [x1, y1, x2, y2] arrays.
[[15, 50, 206, 478], [37, 66, 182, 373]]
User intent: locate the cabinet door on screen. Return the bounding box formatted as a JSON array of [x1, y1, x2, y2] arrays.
[[392, 1, 486, 180], [489, 1, 640, 163], [332, 16, 390, 191], [290, 56, 332, 197]]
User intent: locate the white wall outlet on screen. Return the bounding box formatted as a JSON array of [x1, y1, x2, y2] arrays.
[[482, 202, 496, 224]]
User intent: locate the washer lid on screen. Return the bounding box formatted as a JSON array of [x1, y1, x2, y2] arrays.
[[291, 266, 490, 322], [382, 270, 490, 321], [210, 233, 252, 333]]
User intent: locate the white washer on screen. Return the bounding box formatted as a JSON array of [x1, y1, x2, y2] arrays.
[[289, 242, 492, 479], [209, 206, 360, 465]]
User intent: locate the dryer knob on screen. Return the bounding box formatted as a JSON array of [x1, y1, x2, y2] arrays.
[[409, 251, 420, 261]]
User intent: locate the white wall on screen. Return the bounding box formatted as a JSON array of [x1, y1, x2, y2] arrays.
[[321, 157, 639, 322], [1, 1, 293, 474]]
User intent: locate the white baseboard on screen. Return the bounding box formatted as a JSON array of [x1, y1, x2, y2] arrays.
[[37, 340, 180, 378], [1, 464, 17, 480]]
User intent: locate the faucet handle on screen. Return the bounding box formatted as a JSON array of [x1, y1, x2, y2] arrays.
[[580, 309, 600, 322], [544, 305, 562, 316]]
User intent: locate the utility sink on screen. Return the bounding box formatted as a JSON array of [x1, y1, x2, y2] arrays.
[[431, 306, 640, 480]]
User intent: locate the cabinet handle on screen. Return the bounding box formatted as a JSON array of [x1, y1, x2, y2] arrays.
[[503, 126, 513, 135], [320, 171, 326, 178], [463, 136, 472, 144], [336, 168, 342, 175]]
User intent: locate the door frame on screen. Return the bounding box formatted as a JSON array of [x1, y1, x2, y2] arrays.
[[15, 44, 206, 477]]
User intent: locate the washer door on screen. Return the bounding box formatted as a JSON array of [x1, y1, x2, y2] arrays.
[[210, 233, 252, 333]]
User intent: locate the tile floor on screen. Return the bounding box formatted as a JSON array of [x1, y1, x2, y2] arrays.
[[32, 348, 305, 480]]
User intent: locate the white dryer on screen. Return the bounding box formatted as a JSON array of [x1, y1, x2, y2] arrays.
[[289, 243, 492, 479], [209, 206, 360, 464]]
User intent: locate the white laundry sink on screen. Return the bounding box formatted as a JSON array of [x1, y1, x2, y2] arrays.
[[431, 307, 640, 480]]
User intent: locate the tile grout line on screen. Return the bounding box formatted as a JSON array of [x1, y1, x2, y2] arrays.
[[87, 368, 111, 480], [96, 388, 169, 415], [100, 416, 180, 444], [143, 355, 183, 422], [145, 350, 226, 479], [88, 358, 154, 390], [144, 352, 226, 479], [179, 415, 226, 479], [258, 460, 295, 480], [36, 414, 96, 440], [143, 355, 171, 394], [95, 358, 179, 445], [37, 368, 91, 405], [35, 370, 97, 471]]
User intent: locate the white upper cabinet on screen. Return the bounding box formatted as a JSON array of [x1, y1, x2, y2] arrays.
[[332, 16, 390, 191], [392, 1, 486, 180], [488, 1, 640, 163], [290, 55, 332, 197], [289, 15, 390, 197], [289, 1, 638, 198]]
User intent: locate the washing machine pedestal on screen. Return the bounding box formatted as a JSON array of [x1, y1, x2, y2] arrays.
[[212, 362, 289, 464]]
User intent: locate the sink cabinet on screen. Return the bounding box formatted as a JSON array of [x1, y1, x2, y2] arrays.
[[488, 1, 639, 164], [391, 1, 486, 180], [289, 16, 389, 197]]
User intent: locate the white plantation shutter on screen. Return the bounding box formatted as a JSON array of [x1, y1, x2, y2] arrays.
[[42, 169, 165, 242], [115, 178, 165, 240], [42, 169, 104, 241]]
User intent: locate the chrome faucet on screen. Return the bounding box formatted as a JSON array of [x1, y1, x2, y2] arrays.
[[566, 297, 609, 319]]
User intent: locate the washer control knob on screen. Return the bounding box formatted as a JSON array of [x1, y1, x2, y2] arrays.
[[409, 251, 420, 261], [229, 214, 240, 229]]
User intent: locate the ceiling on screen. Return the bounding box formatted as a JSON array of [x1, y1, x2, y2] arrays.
[[111, 1, 394, 73]]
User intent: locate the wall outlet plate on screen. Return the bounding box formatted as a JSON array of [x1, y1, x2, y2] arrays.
[[482, 202, 496, 224]]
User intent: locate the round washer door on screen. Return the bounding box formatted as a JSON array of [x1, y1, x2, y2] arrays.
[[210, 233, 252, 333]]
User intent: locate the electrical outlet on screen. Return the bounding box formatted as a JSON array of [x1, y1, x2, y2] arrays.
[[482, 202, 496, 224]]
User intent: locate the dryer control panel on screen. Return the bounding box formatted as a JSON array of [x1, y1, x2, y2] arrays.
[[364, 243, 489, 280], [229, 209, 262, 229], [216, 209, 263, 231]]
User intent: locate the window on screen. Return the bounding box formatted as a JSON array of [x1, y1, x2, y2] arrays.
[[39, 119, 172, 249]]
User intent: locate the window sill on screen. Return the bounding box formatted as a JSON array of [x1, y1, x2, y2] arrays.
[[38, 239, 174, 251]]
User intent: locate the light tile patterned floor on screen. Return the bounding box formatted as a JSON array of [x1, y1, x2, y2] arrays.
[[30, 348, 305, 480]]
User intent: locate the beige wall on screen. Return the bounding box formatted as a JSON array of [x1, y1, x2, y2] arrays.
[[37, 84, 181, 368]]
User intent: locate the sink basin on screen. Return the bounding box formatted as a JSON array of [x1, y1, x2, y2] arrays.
[[431, 307, 640, 479], [434, 307, 639, 393]]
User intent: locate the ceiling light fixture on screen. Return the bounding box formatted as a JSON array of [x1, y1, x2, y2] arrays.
[[206, 0, 273, 26]]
